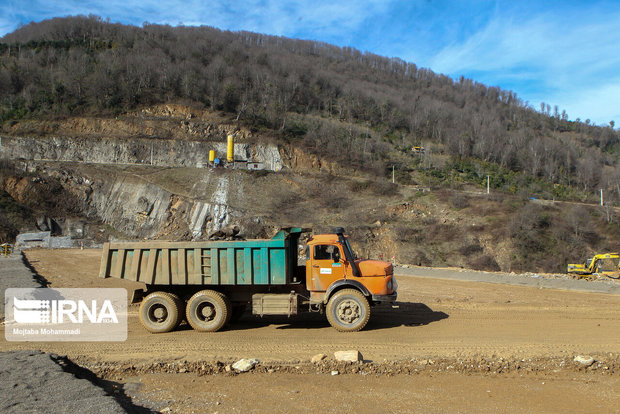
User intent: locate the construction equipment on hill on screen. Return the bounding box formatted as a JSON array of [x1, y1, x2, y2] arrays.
[[567, 253, 620, 279], [412, 146, 425, 154], [1, 243, 13, 257]]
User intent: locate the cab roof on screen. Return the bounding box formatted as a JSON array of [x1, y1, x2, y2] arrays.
[[307, 234, 345, 244]]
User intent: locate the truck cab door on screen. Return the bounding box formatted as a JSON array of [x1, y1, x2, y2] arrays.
[[307, 244, 345, 292]]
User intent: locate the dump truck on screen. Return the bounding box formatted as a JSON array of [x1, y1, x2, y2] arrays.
[[99, 227, 397, 333], [567, 253, 620, 278]]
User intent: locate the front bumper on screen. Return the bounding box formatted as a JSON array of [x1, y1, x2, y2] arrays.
[[371, 292, 397, 303]]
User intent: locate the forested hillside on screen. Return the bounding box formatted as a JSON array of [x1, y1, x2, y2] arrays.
[[1, 16, 620, 272], [1, 15, 619, 202]]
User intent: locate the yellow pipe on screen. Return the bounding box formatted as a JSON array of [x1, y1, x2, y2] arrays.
[[227, 134, 234, 163]]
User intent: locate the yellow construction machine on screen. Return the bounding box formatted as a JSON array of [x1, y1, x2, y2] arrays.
[[567, 253, 620, 279]]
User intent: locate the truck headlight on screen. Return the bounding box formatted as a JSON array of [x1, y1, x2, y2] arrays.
[[387, 279, 393, 291]]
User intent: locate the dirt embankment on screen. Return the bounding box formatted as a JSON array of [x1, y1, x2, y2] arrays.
[[2, 104, 247, 141], [1, 104, 618, 273]]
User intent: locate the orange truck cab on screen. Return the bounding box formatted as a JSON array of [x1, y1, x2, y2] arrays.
[[304, 227, 397, 331]]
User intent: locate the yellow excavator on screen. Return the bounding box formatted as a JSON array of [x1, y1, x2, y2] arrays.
[[567, 253, 620, 279]]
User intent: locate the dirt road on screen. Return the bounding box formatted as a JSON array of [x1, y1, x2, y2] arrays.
[[4, 249, 620, 363], [2, 248, 620, 413]]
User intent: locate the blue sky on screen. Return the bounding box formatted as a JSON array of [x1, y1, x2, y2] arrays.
[[1, 0, 619, 126]]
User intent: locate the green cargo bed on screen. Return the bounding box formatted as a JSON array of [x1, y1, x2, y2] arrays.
[[99, 228, 308, 286]]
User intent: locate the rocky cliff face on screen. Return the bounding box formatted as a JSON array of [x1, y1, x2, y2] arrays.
[[2, 161, 255, 242], [90, 176, 172, 238], [0, 103, 332, 243], [0, 135, 283, 170]]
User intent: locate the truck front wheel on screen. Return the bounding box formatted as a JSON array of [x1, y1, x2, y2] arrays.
[[186, 290, 229, 332], [326, 289, 370, 332], [139, 292, 183, 333]]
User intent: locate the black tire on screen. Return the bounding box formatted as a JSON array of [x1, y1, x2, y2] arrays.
[[186, 290, 229, 332], [326, 289, 370, 332], [139, 292, 183, 333], [213, 291, 232, 325]]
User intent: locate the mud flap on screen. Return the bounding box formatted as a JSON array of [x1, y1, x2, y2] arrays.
[[131, 288, 145, 304]]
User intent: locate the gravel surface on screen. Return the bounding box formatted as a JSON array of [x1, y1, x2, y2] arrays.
[[0, 252, 46, 320], [395, 265, 620, 294], [0, 350, 130, 414], [1, 256, 153, 413]]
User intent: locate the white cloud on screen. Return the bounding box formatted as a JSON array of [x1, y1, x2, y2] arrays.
[[430, 11, 620, 79], [185, 0, 392, 40], [0, 0, 394, 40], [422, 8, 620, 123], [429, 17, 549, 74]]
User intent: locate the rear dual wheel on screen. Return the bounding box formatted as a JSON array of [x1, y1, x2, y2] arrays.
[[186, 290, 230, 332], [139, 292, 184, 333]]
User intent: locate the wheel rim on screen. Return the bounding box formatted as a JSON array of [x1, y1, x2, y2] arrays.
[[336, 299, 361, 324], [196, 301, 216, 322], [148, 303, 168, 324]]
